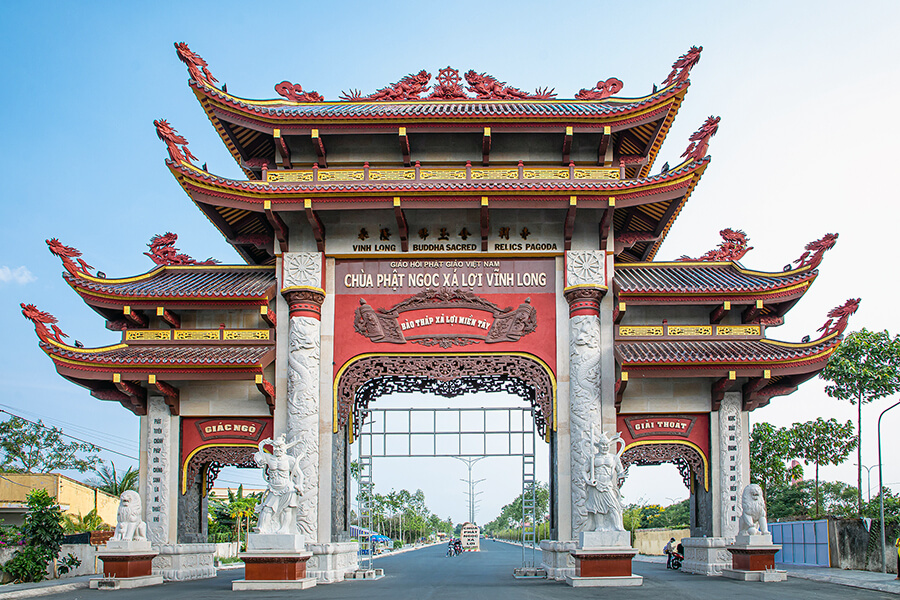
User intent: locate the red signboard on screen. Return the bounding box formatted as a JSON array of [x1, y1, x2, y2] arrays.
[[181, 417, 273, 464], [617, 413, 709, 460], [333, 258, 557, 377]]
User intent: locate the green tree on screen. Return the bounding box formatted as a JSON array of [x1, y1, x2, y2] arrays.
[[821, 328, 900, 515], [0, 416, 100, 473], [3, 489, 70, 582], [749, 422, 799, 495], [89, 461, 138, 496], [63, 509, 109, 533], [766, 481, 813, 520], [788, 418, 857, 516]]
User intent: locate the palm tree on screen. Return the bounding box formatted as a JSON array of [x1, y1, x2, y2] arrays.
[[90, 461, 138, 496], [64, 509, 109, 533]]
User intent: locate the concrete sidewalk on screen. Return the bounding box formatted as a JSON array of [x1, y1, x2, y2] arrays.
[[635, 553, 900, 595], [0, 575, 93, 600]]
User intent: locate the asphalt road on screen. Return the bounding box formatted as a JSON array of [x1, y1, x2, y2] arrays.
[[57, 540, 889, 600]]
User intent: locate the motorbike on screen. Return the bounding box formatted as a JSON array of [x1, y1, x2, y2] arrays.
[[670, 551, 683, 570]]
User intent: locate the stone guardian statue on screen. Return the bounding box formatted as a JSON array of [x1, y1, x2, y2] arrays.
[[254, 434, 305, 535], [737, 483, 769, 537], [583, 428, 626, 532], [111, 490, 148, 542]]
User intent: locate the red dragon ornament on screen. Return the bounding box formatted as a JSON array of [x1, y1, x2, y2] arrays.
[[682, 116, 720, 162], [154, 119, 197, 165], [46, 238, 94, 277], [275, 81, 324, 103], [144, 232, 218, 266], [575, 77, 624, 100], [21, 303, 69, 344], [817, 298, 860, 338], [794, 233, 839, 270], [678, 228, 752, 262], [174, 42, 218, 87], [341, 70, 432, 101], [663, 46, 702, 87], [464, 70, 556, 100]]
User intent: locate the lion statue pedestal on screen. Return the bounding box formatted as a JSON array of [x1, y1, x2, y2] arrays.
[[90, 491, 163, 590], [722, 484, 786, 582]]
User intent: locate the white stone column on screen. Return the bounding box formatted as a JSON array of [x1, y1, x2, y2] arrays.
[[718, 392, 743, 540], [145, 396, 172, 545], [281, 252, 325, 542], [564, 250, 606, 537]]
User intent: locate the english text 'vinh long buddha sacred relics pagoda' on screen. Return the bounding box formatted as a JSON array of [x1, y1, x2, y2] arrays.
[[22, 43, 857, 583]]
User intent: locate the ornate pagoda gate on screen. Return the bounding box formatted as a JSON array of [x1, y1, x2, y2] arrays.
[[23, 43, 853, 583]]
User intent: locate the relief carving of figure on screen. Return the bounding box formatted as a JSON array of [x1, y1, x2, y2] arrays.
[[254, 434, 305, 535], [583, 429, 626, 532], [738, 484, 769, 536], [111, 490, 148, 542]]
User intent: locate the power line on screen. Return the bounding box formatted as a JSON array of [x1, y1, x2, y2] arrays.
[[0, 402, 139, 451], [0, 408, 138, 461]]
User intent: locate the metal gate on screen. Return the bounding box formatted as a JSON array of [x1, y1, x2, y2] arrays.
[[355, 406, 539, 570], [769, 519, 830, 566]]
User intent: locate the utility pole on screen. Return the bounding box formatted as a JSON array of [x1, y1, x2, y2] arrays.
[[452, 456, 485, 524]]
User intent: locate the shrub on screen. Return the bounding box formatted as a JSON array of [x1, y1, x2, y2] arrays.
[[3, 489, 66, 582]]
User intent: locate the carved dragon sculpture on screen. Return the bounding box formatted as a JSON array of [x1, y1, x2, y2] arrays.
[[21, 303, 68, 344], [463, 70, 556, 100], [682, 116, 720, 162], [817, 298, 860, 338], [174, 42, 218, 87], [144, 233, 218, 266], [341, 70, 432, 101], [614, 231, 659, 254], [663, 46, 702, 87], [794, 233, 839, 270], [46, 238, 95, 277], [275, 81, 324, 103], [575, 77, 624, 100], [154, 119, 197, 165], [678, 228, 752, 262]]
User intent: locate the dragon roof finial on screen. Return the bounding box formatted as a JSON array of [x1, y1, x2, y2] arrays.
[[817, 298, 860, 338], [794, 233, 839, 270], [154, 119, 197, 165], [682, 116, 720, 162], [677, 228, 752, 262], [663, 46, 702, 87], [340, 69, 432, 101], [21, 303, 69, 344], [575, 77, 624, 100], [174, 42, 218, 87], [463, 70, 556, 100], [145, 232, 219, 266], [46, 238, 95, 277], [275, 81, 324, 103]]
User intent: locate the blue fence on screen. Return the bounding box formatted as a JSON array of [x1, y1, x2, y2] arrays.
[[769, 519, 829, 566]]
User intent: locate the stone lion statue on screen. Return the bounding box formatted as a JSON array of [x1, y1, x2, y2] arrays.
[[738, 483, 768, 536], [111, 490, 148, 542]]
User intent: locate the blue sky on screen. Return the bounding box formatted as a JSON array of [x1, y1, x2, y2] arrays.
[[1, 1, 899, 523]]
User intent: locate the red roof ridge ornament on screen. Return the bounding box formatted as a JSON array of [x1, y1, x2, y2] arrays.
[[340, 69, 432, 101], [463, 70, 556, 100], [793, 233, 839, 270], [154, 119, 197, 165], [663, 46, 702, 87], [682, 116, 720, 162], [677, 228, 752, 262], [174, 42, 218, 88], [275, 81, 324, 103], [429, 67, 467, 99], [817, 298, 860, 338], [575, 77, 624, 100], [46, 238, 95, 277], [145, 232, 219, 266], [21, 303, 68, 344]]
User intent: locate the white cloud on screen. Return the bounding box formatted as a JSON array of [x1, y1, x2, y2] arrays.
[[0, 266, 36, 285]]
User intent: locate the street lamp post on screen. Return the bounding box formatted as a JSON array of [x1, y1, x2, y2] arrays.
[[878, 399, 900, 574], [855, 464, 876, 504], [452, 456, 486, 524]]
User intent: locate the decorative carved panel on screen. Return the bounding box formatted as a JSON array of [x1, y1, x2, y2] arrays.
[[335, 355, 553, 437], [183, 446, 257, 492], [621, 442, 705, 490]]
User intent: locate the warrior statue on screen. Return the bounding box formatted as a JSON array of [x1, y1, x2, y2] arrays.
[[583, 428, 626, 532], [254, 434, 305, 535]]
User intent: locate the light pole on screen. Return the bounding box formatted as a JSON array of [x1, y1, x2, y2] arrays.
[[878, 399, 900, 573], [855, 464, 877, 504], [452, 456, 486, 524]]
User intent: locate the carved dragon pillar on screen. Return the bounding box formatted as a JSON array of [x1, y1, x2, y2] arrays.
[[281, 253, 325, 542], [563, 251, 607, 537]]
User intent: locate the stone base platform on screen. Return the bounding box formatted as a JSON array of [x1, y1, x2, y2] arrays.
[[566, 575, 643, 587], [240, 551, 313, 581], [98, 541, 157, 579], [232, 577, 317, 591], [681, 537, 731, 576], [540, 540, 576, 582], [722, 568, 787, 582], [153, 543, 216, 581], [308, 541, 359, 583], [345, 568, 384, 580], [89, 574, 163, 590]]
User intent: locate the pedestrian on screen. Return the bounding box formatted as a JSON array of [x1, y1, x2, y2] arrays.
[[895, 536, 900, 579], [664, 537, 676, 569]]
